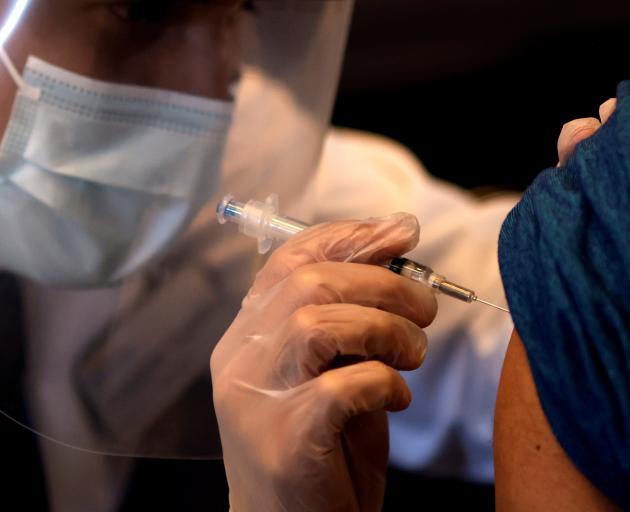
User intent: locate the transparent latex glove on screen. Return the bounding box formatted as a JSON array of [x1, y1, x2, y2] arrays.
[[211, 214, 438, 512]]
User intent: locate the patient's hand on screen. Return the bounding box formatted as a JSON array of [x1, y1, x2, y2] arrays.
[[557, 98, 616, 166]]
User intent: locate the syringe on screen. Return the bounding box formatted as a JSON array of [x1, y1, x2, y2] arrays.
[[217, 194, 509, 313]]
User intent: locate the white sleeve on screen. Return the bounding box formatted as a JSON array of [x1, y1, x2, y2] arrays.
[[306, 128, 518, 482]]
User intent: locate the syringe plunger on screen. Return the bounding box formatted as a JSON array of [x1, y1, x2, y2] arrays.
[[217, 194, 308, 254]]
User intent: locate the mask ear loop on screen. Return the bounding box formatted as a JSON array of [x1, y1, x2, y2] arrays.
[[0, 45, 40, 99]]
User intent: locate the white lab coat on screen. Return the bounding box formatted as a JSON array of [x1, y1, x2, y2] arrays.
[[307, 129, 516, 483], [23, 128, 516, 511]]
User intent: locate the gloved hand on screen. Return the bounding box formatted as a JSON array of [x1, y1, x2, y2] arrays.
[[557, 98, 616, 166], [211, 213, 437, 512]]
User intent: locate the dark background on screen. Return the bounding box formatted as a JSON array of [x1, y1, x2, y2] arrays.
[[5, 2, 630, 511], [333, 0, 630, 192]]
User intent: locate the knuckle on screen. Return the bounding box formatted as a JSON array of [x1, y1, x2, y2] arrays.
[[288, 264, 339, 305], [210, 374, 230, 412], [212, 387, 228, 412], [289, 307, 336, 362], [209, 350, 219, 376], [264, 248, 284, 269], [363, 359, 394, 381], [316, 370, 344, 404], [259, 248, 290, 280], [290, 305, 322, 334], [288, 265, 320, 295], [274, 307, 328, 387], [209, 344, 228, 382]]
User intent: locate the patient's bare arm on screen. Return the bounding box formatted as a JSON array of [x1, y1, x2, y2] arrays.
[[493, 330, 621, 512]]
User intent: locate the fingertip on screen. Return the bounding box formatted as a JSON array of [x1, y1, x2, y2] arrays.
[[557, 117, 601, 167], [599, 98, 617, 124], [417, 290, 438, 328], [389, 211, 420, 235], [400, 324, 429, 370], [568, 118, 601, 145], [416, 330, 428, 366], [428, 292, 438, 324], [325, 361, 411, 418], [342, 212, 421, 264], [373, 212, 421, 250], [387, 375, 412, 412], [364, 360, 411, 412]]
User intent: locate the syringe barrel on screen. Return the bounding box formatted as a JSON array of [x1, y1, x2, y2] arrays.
[[217, 196, 481, 306], [436, 280, 476, 303], [387, 258, 435, 285], [267, 215, 310, 240], [386, 258, 476, 303]]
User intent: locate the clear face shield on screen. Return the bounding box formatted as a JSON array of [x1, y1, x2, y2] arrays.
[[0, 0, 353, 458]]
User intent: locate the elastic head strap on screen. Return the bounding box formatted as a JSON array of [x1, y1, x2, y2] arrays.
[[0, 0, 39, 98], [0, 45, 25, 89], [0, 46, 40, 99]]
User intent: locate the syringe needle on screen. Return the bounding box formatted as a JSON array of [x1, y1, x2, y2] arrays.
[[217, 195, 513, 315], [474, 297, 510, 313]]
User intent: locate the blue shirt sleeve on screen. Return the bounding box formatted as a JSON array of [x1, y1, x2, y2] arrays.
[[498, 81, 630, 509]]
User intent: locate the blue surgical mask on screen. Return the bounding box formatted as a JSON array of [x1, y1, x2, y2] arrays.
[[0, 51, 233, 287]]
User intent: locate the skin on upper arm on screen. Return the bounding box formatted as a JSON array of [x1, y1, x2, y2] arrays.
[[494, 329, 621, 512]]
